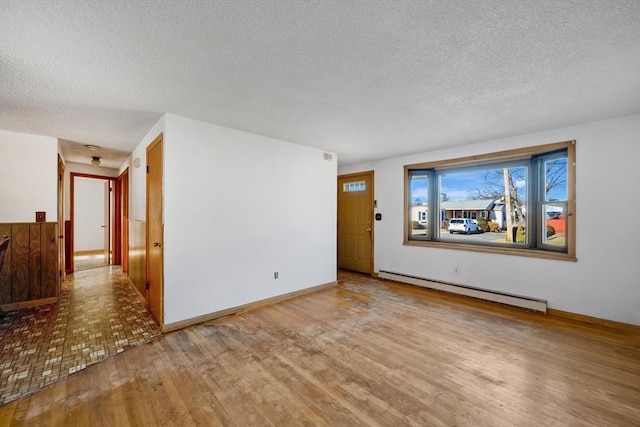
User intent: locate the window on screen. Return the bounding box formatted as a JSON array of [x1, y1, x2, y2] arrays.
[[405, 141, 575, 260], [343, 181, 366, 192]]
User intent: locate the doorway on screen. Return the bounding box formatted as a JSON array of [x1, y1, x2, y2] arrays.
[[337, 171, 374, 274], [69, 173, 120, 273]]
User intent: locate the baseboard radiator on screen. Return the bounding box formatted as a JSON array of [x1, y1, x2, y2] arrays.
[[378, 270, 547, 313]]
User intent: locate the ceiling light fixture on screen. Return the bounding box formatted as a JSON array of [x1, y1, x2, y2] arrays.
[[86, 144, 100, 151], [91, 156, 101, 166]]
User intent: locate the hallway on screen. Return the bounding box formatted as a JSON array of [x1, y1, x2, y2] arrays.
[[0, 267, 161, 405]]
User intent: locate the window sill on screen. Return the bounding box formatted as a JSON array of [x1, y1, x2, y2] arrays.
[[403, 239, 577, 262]]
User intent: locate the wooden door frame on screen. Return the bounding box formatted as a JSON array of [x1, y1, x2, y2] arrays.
[[112, 178, 122, 265], [57, 155, 65, 288], [69, 172, 119, 273], [119, 168, 129, 273], [337, 170, 375, 274], [146, 133, 164, 326]]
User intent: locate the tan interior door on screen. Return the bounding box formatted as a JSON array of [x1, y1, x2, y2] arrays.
[[337, 171, 374, 274], [146, 135, 164, 325]]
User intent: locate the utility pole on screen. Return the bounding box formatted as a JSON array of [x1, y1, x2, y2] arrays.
[[503, 168, 513, 242]]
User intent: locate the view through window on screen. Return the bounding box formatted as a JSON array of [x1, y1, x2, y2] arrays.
[[406, 141, 574, 258]]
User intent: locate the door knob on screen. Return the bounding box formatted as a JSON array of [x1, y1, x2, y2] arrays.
[[153, 242, 161, 247], [366, 228, 372, 232]]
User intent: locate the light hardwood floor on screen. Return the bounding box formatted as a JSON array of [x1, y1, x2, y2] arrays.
[[1, 271, 638, 426]]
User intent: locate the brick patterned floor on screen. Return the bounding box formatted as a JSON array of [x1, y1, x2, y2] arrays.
[[0, 266, 161, 405]]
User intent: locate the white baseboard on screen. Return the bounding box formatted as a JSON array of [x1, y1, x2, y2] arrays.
[[378, 270, 547, 313]]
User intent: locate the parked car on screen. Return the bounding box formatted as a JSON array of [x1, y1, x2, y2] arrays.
[[448, 218, 480, 234]]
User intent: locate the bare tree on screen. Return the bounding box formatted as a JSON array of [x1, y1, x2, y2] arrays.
[[543, 159, 567, 198], [473, 160, 567, 228], [473, 167, 526, 225]]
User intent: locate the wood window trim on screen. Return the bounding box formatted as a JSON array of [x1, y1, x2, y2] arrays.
[[403, 141, 576, 262], [404, 141, 572, 170], [403, 239, 577, 262]]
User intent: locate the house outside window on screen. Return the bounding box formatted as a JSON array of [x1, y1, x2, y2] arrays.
[[405, 141, 575, 260]]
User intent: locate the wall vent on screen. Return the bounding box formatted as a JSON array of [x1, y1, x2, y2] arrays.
[[378, 270, 547, 313]]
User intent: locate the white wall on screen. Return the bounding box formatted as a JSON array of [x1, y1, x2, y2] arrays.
[[339, 114, 640, 325], [73, 177, 107, 251], [0, 130, 58, 222], [156, 114, 337, 325], [123, 116, 166, 221]]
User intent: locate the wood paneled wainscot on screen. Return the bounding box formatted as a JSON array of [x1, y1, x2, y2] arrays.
[[0, 222, 59, 311], [128, 219, 146, 301]]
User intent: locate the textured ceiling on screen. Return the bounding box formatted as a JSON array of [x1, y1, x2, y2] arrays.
[[1, 0, 639, 166], [58, 139, 129, 170]]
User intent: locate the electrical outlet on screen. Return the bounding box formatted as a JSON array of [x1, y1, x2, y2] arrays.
[[274, 272, 279, 279], [453, 266, 460, 275]]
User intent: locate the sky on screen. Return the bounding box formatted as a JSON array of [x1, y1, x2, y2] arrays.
[[411, 160, 567, 205]]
